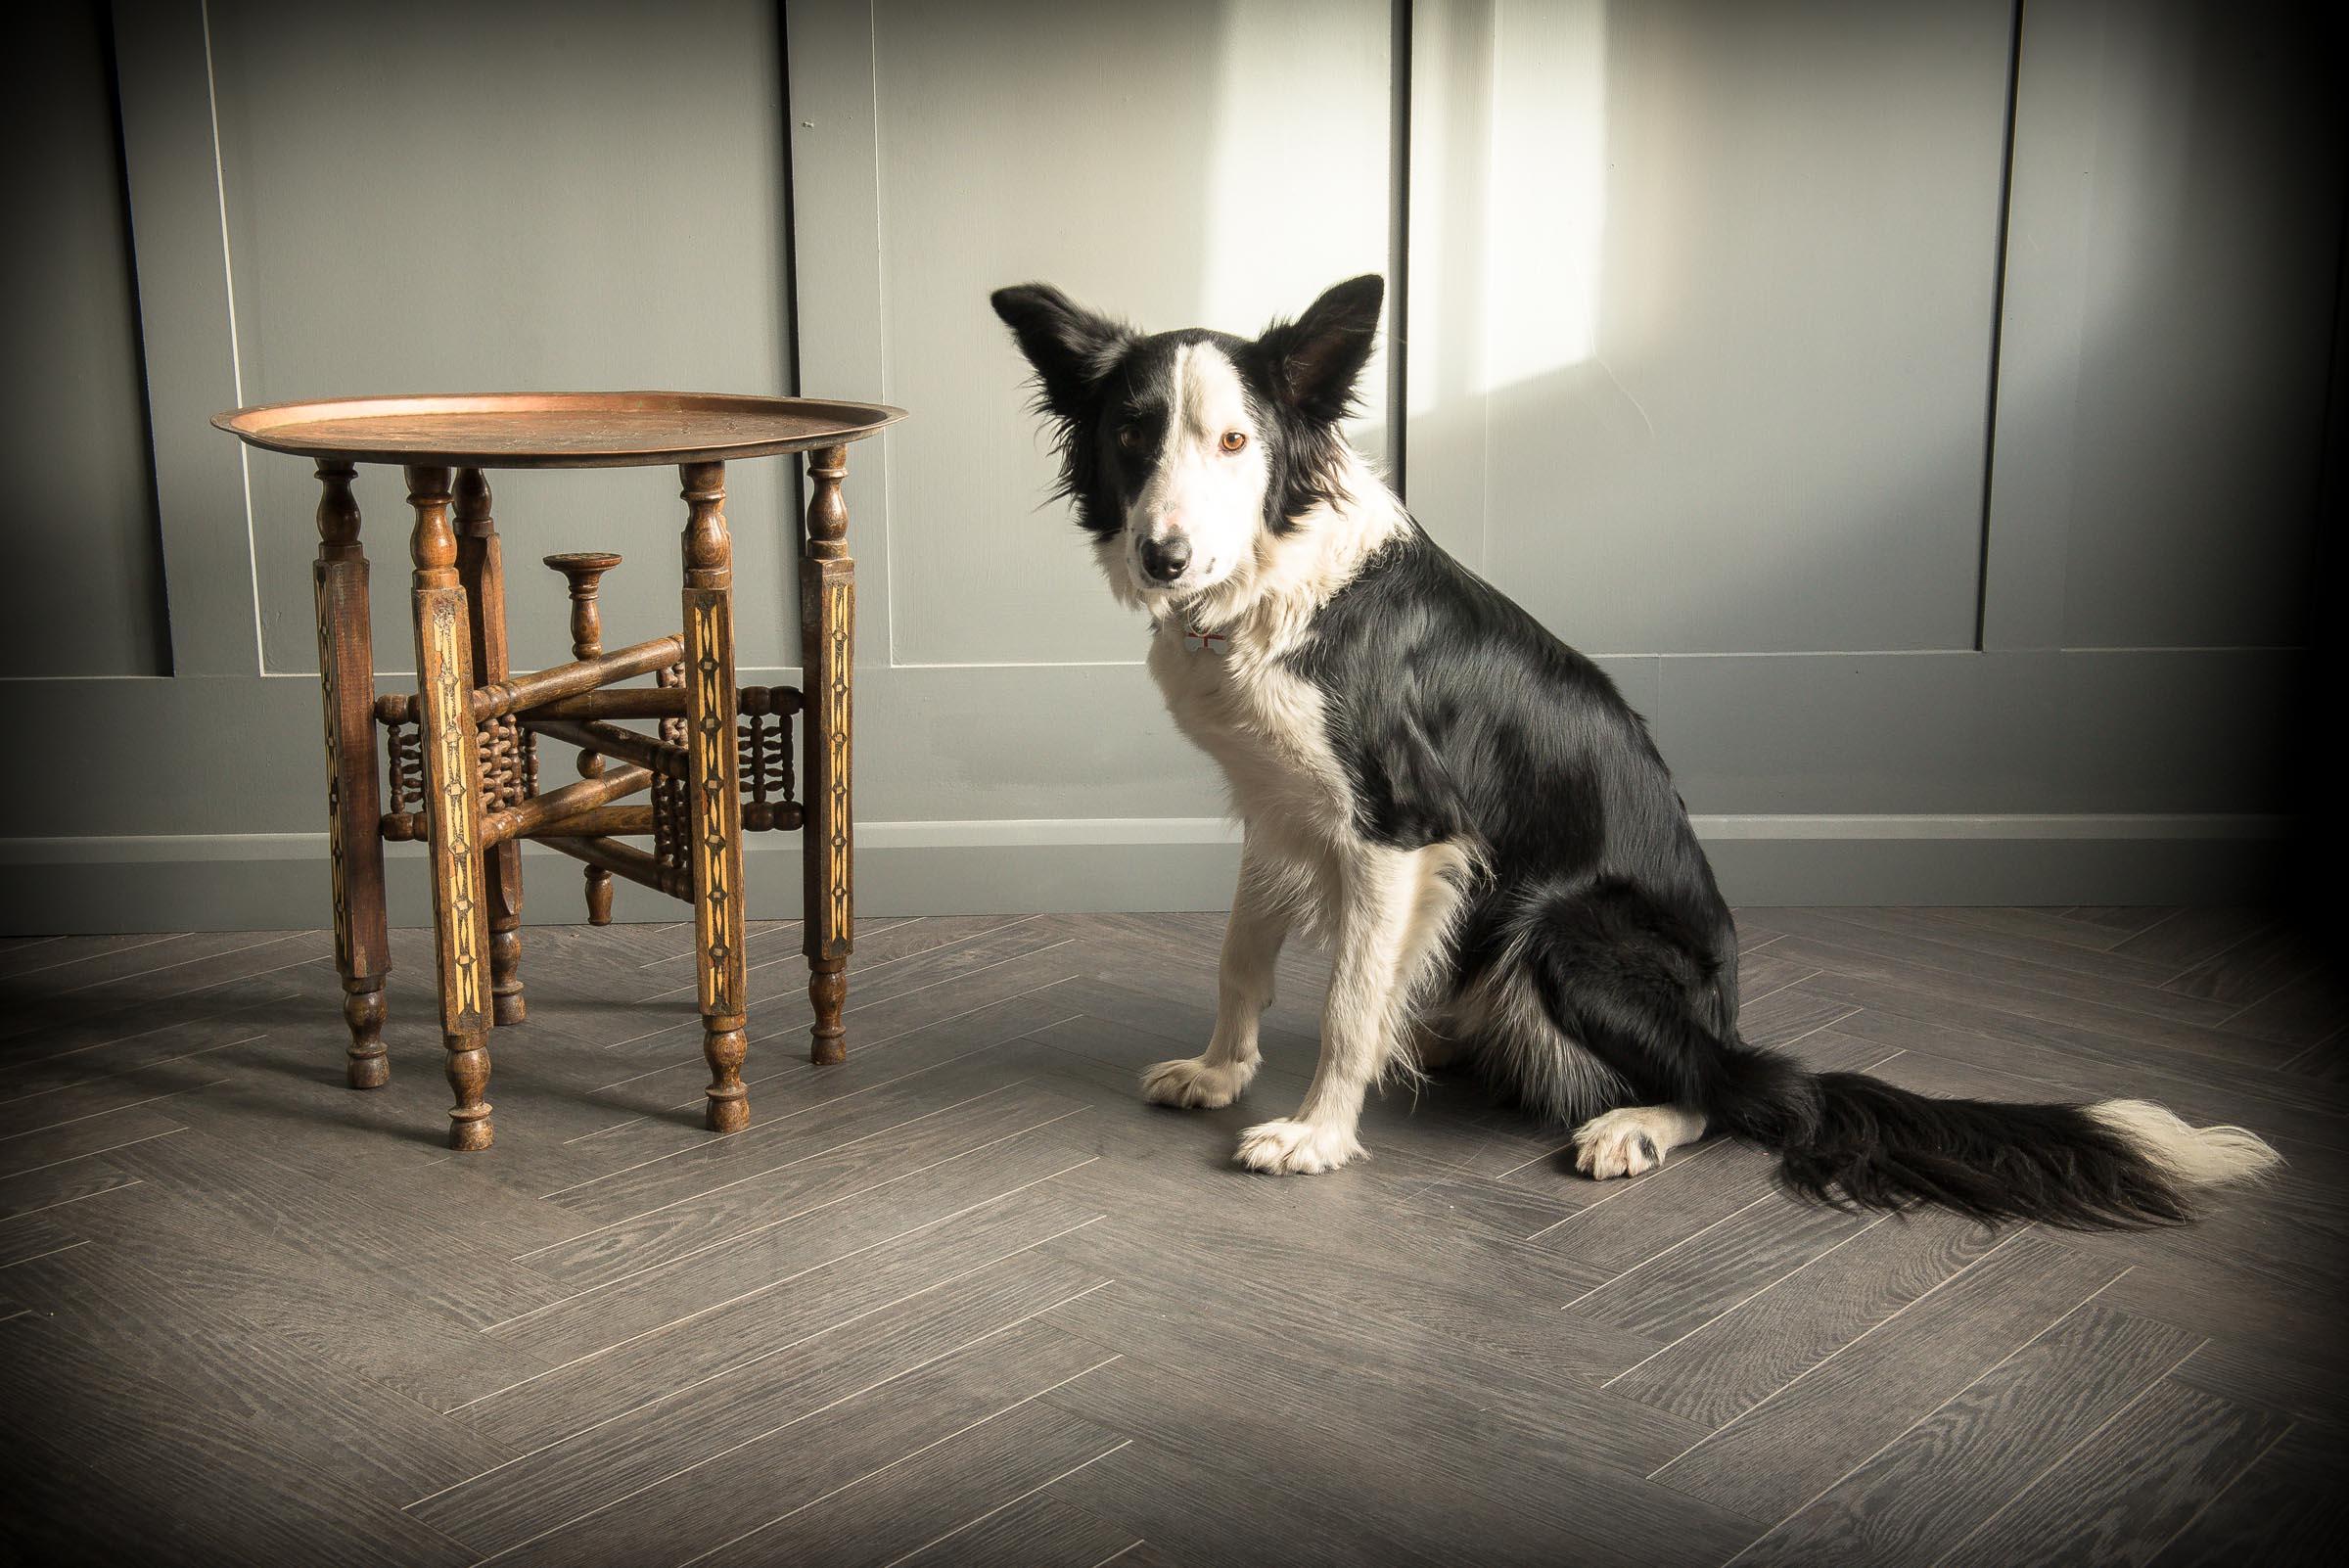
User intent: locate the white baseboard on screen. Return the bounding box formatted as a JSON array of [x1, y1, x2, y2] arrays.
[[0, 813, 2287, 934]]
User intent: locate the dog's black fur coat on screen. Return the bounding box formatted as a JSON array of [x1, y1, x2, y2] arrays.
[[1288, 525, 2189, 1226]]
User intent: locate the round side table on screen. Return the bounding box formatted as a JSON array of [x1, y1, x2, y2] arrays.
[[215, 392, 904, 1150]]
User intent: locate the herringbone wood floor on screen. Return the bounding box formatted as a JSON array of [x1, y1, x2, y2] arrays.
[[0, 905, 2342, 1567]]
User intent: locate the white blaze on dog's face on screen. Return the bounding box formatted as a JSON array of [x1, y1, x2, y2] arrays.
[[990, 274, 1388, 616], [1114, 342, 1268, 607]]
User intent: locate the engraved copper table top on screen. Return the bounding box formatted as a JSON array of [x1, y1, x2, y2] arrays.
[[213, 391, 903, 469]]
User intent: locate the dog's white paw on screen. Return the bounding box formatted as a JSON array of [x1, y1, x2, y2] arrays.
[[1233, 1117, 1365, 1176], [1572, 1108, 1670, 1180], [1141, 1055, 1257, 1109]]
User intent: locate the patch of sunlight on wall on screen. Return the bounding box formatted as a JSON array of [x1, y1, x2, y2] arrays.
[[1197, 0, 1394, 454], [1482, 0, 1607, 390], [1409, 0, 1608, 415]]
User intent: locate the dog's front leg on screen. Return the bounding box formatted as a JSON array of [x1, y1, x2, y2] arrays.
[[1234, 843, 1452, 1175], [1143, 844, 1292, 1109]]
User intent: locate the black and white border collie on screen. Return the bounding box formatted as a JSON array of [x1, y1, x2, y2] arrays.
[[992, 273, 2279, 1226]]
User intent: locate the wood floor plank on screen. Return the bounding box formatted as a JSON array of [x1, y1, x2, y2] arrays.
[[0, 1104, 190, 1181], [2063, 905, 2184, 937], [1926, 905, 2142, 952], [1736, 945, 1820, 1000], [0, 1210, 84, 1268], [0, 1155, 142, 1222], [0, 1028, 263, 1139], [1784, 905, 2191, 988], [102, 1119, 579, 1328], [526, 1078, 1091, 1285], [0, 933, 88, 977], [892, 1486, 1142, 1568], [689, 1391, 1129, 1568], [1767, 920, 2244, 1033], [480, 1119, 1098, 1376], [635, 912, 1005, 1008], [1651, 1231, 2124, 1520], [58, 1177, 572, 1415], [2161, 921, 2319, 1006], [1043, 1434, 1446, 1568], [1038, 1318, 1755, 1568], [2230, 969, 2349, 1050], [1789, 954, 2313, 1080], [549, 962, 1085, 1166], [467, 1176, 1104, 1451], [2148, 1425, 2349, 1568], [1044, 1223, 1672, 1469], [5, 1236, 513, 1499], [0, 1312, 477, 1567], [0, 935, 332, 1056], [2110, 907, 2278, 972], [1734, 1305, 2202, 1567], [1604, 1207, 2002, 1430], [544, 1047, 1071, 1221], [1737, 981, 1863, 1050], [470, 1317, 1125, 1568], [0, 931, 207, 999], [411, 1246, 1113, 1553], [1569, 1190, 1873, 1343], [1939, 1378, 2291, 1568]]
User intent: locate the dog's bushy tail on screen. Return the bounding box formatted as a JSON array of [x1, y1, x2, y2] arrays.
[[1709, 1050, 2281, 1228]]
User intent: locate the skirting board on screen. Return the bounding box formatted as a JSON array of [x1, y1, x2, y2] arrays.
[[0, 814, 2287, 935]]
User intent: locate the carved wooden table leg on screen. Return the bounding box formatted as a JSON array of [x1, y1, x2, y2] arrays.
[[545, 551, 624, 925], [680, 462, 750, 1131], [802, 444, 854, 1066], [312, 461, 391, 1088], [456, 469, 525, 1027], [407, 465, 495, 1151]]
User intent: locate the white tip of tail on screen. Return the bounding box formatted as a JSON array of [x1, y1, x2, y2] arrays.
[[2087, 1099, 2284, 1187]]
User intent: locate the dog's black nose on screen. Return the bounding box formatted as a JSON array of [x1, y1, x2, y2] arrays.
[[1139, 532, 1192, 584]]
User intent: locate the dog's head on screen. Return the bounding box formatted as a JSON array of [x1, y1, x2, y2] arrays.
[[990, 275, 1384, 612]]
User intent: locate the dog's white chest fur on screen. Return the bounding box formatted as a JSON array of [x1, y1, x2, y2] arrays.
[[1148, 624, 1355, 873]]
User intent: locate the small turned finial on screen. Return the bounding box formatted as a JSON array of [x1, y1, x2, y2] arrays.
[[542, 550, 625, 926], [805, 444, 849, 561], [315, 461, 361, 559], [453, 468, 494, 534], [405, 465, 457, 579], [680, 462, 730, 576], [544, 551, 622, 659]]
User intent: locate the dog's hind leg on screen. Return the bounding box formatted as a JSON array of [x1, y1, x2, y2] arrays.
[[1143, 843, 1293, 1109], [1572, 1104, 1707, 1179], [1235, 841, 1467, 1175]]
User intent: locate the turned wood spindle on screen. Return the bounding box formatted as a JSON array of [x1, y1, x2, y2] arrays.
[[312, 460, 392, 1089], [407, 465, 495, 1151], [802, 444, 854, 1066], [679, 461, 750, 1132], [456, 469, 526, 1026], [545, 551, 624, 925]]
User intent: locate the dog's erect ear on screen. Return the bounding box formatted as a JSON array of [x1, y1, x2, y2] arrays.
[[1256, 274, 1384, 423], [990, 284, 1131, 416]]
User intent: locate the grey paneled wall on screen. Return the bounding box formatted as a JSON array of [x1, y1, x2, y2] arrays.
[[0, 5, 167, 677], [1985, 0, 2338, 653], [208, 0, 801, 675], [1, 0, 2337, 932], [1408, 0, 2013, 654], [868, 0, 1392, 667]]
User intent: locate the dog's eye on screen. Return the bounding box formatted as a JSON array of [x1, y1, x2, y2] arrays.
[[1220, 431, 1248, 454], [1118, 425, 1144, 452]]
